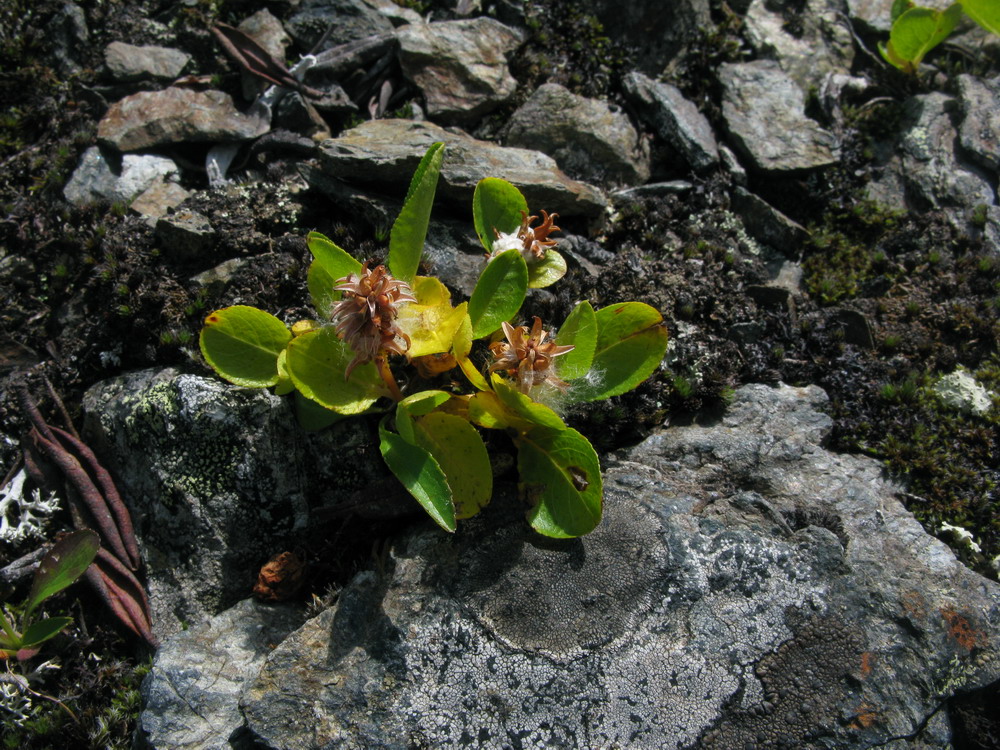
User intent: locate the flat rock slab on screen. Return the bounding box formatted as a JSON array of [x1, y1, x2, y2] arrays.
[[317, 119, 607, 217], [720, 60, 838, 173], [97, 88, 270, 152], [504, 82, 649, 185], [236, 384, 999, 749], [104, 41, 190, 82], [398, 18, 521, 123], [63, 146, 179, 207], [957, 74, 1000, 174]]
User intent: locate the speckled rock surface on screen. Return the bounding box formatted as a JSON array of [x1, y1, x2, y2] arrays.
[[229, 383, 1000, 749], [81, 368, 383, 637]]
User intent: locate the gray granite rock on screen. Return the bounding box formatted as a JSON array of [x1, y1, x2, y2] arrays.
[[81, 368, 385, 636], [504, 82, 650, 186], [221, 383, 998, 749], [97, 88, 270, 153], [317, 119, 608, 217], [286, 0, 394, 53], [104, 42, 190, 83], [957, 74, 1000, 175], [623, 71, 718, 172], [744, 0, 854, 92], [63, 146, 180, 207], [137, 599, 305, 750], [397, 18, 521, 124], [720, 60, 838, 173], [867, 92, 996, 232]]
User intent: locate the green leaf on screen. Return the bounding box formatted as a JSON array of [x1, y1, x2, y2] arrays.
[[389, 142, 445, 283], [396, 390, 453, 443], [493, 378, 567, 432], [19, 617, 74, 649], [469, 249, 528, 339], [25, 530, 99, 621], [395, 276, 468, 358], [884, 4, 962, 72], [294, 391, 345, 431], [274, 349, 294, 396], [468, 389, 511, 430], [526, 250, 567, 289], [575, 302, 668, 402], [891, 0, 914, 23], [517, 427, 602, 538], [555, 300, 597, 380], [410, 411, 492, 519], [307, 259, 338, 319], [286, 327, 386, 414], [379, 421, 456, 532], [200, 306, 291, 388], [960, 0, 1000, 35], [473, 177, 529, 254], [307, 231, 362, 282]]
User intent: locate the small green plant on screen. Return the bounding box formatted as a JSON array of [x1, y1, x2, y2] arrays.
[[200, 145, 668, 538], [1, 530, 99, 661], [880, 0, 1000, 74]]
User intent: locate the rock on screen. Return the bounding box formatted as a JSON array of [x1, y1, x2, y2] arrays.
[[155, 210, 217, 261], [103, 42, 190, 83], [238, 9, 292, 100], [572, 0, 711, 74], [130, 180, 191, 225], [957, 74, 1000, 175], [81, 368, 386, 636], [623, 72, 719, 172], [360, 0, 423, 26], [397, 18, 521, 124], [503, 82, 649, 185], [730, 186, 810, 256], [51, 0, 89, 75], [224, 383, 1000, 749], [137, 599, 305, 750], [932, 368, 993, 416], [63, 146, 180, 207], [286, 0, 394, 53], [719, 143, 748, 185], [720, 61, 838, 173], [97, 88, 271, 153], [867, 93, 995, 233], [744, 0, 854, 92], [847, 0, 891, 32], [317, 119, 608, 218], [828, 307, 875, 349], [302, 32, 398, 85]]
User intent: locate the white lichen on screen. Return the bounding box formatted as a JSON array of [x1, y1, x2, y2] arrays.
[[0, 468, 60, 543]]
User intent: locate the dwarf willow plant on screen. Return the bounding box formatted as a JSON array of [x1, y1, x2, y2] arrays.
[[880, 0, 1000, 74], [200, 144, 667, 538]]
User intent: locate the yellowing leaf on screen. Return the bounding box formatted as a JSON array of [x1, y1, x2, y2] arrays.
[[396, 276, 468, 358], [412, 412, 492, 519]]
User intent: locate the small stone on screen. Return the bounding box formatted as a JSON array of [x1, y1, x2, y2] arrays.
[[130, 180, 191, 224], [155, 210, 217, 260], [504, 82, 650, 185], [63, 146, 180, 207], [731, 186, 809, 256], [286, 0, 394, 53], [957, 74, 1000, 174], [827, 308, 874, 349], [933, 368, 993, 416], [720, 61, 838, 173], [623, 71, 719, 172], [238, 9, 291, 99], [98, 88, 270, 152], [398, 18, 521, 123], [104, 41, 190, 82]]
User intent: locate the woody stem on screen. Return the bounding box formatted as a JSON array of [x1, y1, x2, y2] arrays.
[[376, 356, 403, 401]]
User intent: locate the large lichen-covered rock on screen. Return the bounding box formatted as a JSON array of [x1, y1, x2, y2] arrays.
[[225, 383, 997, 748], [81, 368, 384, 637]]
